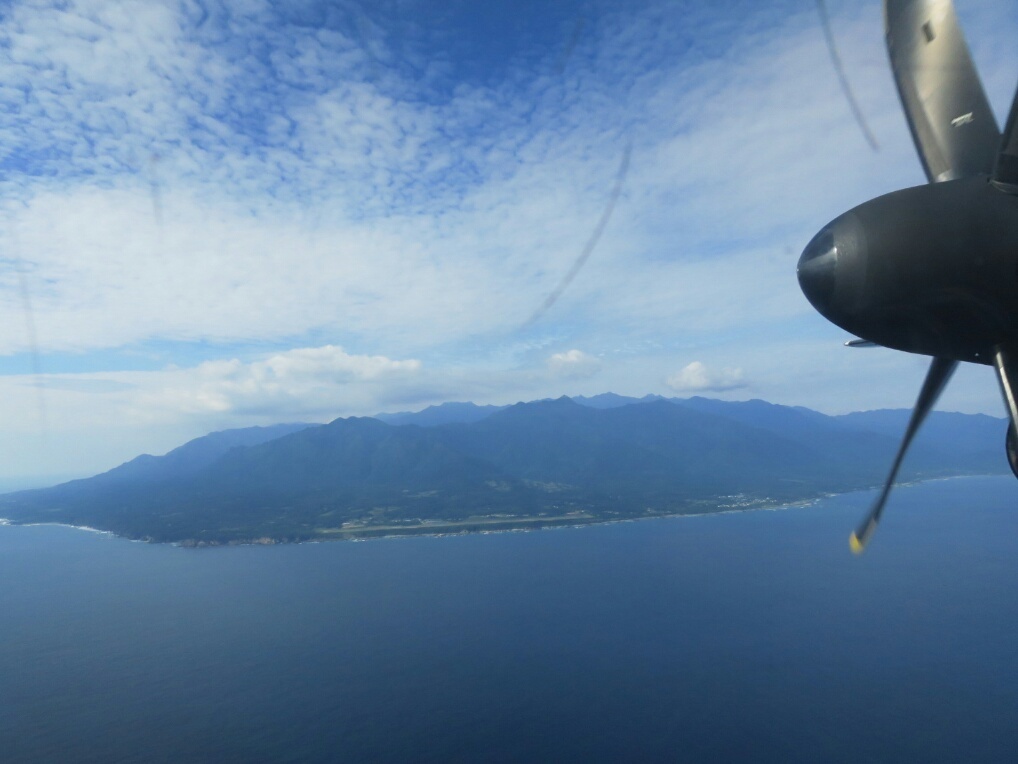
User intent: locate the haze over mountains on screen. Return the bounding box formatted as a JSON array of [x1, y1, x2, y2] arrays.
[[0, 395, 1006, 544]]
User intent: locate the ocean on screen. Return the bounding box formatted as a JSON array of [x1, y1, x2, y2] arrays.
[[2, 475, 1017, 763]]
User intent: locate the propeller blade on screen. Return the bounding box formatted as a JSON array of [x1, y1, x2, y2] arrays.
[[523, 141, 631, 328], [817, 0, 879, 151], [993, 347, 1018, 478], [992, 346, 1018, 437], [885, 0, 1000, 182], [992, 84, 1018, 190], [845, 338, 880, 348], [850, 356, 957, 553]]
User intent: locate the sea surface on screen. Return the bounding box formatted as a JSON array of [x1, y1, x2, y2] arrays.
[[2, 475, 1018, 763]]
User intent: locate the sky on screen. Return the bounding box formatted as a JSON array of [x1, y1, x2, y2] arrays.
[[2, 0, 1018, 483]]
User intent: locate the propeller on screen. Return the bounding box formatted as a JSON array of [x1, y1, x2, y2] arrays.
[[816, 0, 879, 152], [523, 140, 631, 328], [850, 356, 955, 552], [849, 0, 1003, 552], [884, 0, 1000, 184]]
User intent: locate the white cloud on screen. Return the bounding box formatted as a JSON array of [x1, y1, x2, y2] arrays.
[[666, 361, 745, 393], [547, 349, 601, 379], [0, 0, 909, 362], [135, 345, 421, 416]]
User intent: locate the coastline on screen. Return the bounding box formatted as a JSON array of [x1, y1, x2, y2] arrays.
[[1, 472, 1007, 548]]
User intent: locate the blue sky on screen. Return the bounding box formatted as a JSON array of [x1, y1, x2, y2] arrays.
[[1, 0, 1018, 482]]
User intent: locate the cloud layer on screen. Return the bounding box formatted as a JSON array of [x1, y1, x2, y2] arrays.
[[1, 0, 912, 360], [137, 345, 422, 416]]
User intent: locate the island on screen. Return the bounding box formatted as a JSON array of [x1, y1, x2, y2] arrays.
[[0, 395, 1006, 545]]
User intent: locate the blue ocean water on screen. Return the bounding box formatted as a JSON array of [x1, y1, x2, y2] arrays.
[[2, 476, 1018, 763]]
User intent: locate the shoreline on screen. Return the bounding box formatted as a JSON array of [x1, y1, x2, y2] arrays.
[[0, 472, 1007, 548]]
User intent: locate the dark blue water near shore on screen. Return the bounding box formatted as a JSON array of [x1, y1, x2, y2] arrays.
[[3, 476, 1018, 763]]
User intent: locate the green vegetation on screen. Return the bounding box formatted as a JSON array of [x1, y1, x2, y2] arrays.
[[0, 397, 1005, 545]]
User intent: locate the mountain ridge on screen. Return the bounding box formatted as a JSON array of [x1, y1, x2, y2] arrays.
[[0, 394, 1006, 544]]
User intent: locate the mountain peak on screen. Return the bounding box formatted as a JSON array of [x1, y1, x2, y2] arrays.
[[0, 393, 1004, 544]]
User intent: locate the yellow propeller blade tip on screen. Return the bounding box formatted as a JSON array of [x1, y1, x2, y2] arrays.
[[849, 532, 866, 555]]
